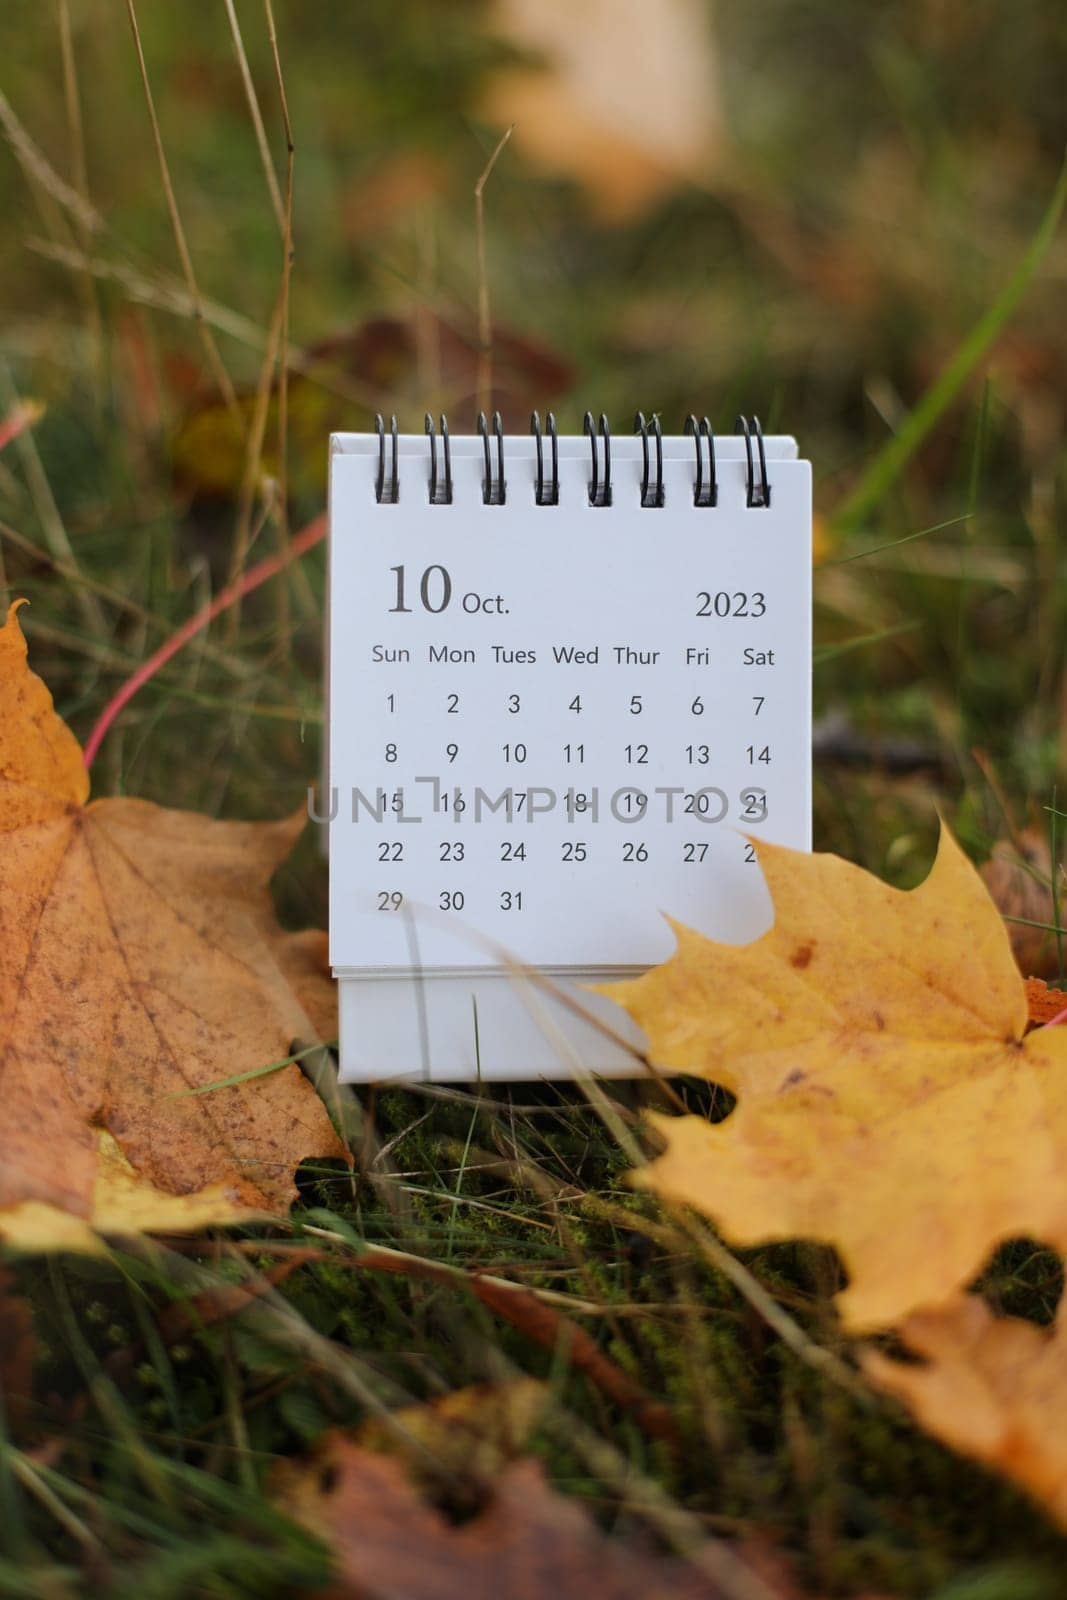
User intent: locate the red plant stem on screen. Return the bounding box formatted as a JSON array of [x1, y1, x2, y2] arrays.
[[1046, 1006, 1067, 1028], [83, 512, 326, 770]]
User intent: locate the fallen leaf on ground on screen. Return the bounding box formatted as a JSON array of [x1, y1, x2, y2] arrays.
[[0, 602, 343, 1247], [604, 826, 1067, 1332], [273, 1381, 547, 1512], [483, 0, 724, 221], [356, 1380, 547, 1487], [1026, 977, 1067, 1027], [865, 1294, 1067, 1530], [981, 829, 1061, 982], [282, 1439, 805, 1600], [5, 1129, 264, 1256], [171, 314, 574, 503]]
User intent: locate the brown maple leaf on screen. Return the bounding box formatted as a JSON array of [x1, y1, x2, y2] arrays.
[[0, 602, 343, 1246], [602, 827, 1067, 1332], [282, 1436, 810, 1600]]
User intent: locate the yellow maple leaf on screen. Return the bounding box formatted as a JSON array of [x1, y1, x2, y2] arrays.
[[603, 827, 1067, 1332], [0, 602, 343, 1247], [865, 1294, 1067, 1529]]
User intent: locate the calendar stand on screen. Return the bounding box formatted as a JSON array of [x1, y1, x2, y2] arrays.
[[326, 418, 811, 1082]]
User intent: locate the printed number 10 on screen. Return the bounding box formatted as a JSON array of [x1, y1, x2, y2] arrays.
[[390, 564, 452, 614]]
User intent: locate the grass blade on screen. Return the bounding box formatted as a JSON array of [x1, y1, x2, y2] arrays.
[[833, 149, 1067, 532]]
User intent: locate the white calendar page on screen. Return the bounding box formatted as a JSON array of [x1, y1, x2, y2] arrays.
[[327, 429, 811, 1081]]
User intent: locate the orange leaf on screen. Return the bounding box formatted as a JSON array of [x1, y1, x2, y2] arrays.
[[865, 1295, 1067, 1530], [602, 826, 1067, 1332], [1026, 977, 1067, 1027], [0, 603, 343, 1246]]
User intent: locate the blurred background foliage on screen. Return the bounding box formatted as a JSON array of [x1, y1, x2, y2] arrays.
[[0, 0, 1066, 915]]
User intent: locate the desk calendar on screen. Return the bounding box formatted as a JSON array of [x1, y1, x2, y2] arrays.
[[326, 414, 812, 1082]]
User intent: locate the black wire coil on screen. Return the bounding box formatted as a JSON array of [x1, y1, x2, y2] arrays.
[[530, 410, 559, 505], [735, 415, 771, 508], [584, 411, 612, 507], [685, 414, 717, 507], [374, 413, 399, 504], [477, 410, 507, 505], [372, 413, 773, 507], [634, 412, 664, 508], [424, 412, 452, 505]]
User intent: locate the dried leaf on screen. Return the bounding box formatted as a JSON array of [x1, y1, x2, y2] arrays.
[[604, 827, 1067, 1332], [483, 0, 724, 221], [355, 1380, 548, 1487], [0, 602, 343, 1246], [981, 829, 1062, 982], [272, 1381, 549, 1518], [865, 1295, 1067, 1530], [1026, 977, 1067, 1027], [171, 315, 574, 502], [283, 1441, 798, 1600]]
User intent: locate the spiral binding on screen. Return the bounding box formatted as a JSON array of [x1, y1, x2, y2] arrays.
[[375, 413, 399, 504], [424, 412, 452, 505], [584, 411, 612, 507], [634, 412, 664, 508], [685, 415, 717, 507], [478, 410, 506, 505], [735, 415, 770, 508], [373, 412, 772, 508], [530, 410, 559, 505]]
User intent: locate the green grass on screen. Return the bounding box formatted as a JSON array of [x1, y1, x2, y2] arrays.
[[11, 1099, 1067, 1598], [2, 1, 1067, 1595]]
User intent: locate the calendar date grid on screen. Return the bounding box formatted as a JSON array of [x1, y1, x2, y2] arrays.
[[334, 667, 794, 946], [332, 657, 784, 923]]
